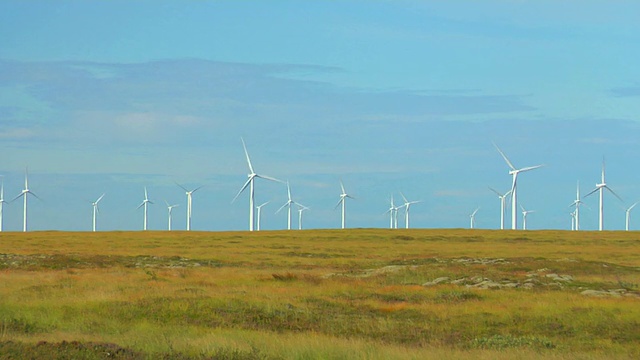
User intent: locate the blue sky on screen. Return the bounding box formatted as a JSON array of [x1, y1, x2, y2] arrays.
[[1, 1, 640, 231]]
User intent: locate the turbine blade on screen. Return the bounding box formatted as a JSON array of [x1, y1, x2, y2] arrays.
[[96, 193, 105, 203], [340, 180, 346, 194], [493, 143, 516, 170], [192, 185, 204, 193], [276, 202, 289, 214], [29, 191, 43, 201], [630, 202, 639, 211], [605, 186, 623, 202], [488, 187, 502, 197], [583, 187, 599, 198], [10, 193, 24, 203], [232, 178, 253, 203], [241, 137, 255, 174], [519, 164, 543, 173], [334, 198, 343, 209], [256, 174, 282, 183], [176, 182, 188, 192]]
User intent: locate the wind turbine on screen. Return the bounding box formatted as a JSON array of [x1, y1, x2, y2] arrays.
[[137, 187, 153, 231], [165, 201, 179, 231], [569, 181, 585, 231], [384, 195, 398, 229], [256, 201, 270, 231], [570, 211, 576, 231], [0, 178, 5, 232], [232, 138, 281, 231], [12, 168, 40, 232], [489, 187, 511, 230], [494, 143, 543, 230], [177, 183, 202, 231], [469, 208, 480, 229], [335, 181, 354, 229], [520, 205, 535, 230], [400, 192, 421, 229], [276, 181, 301, 230], [584, 158, 622, 231], [91, 193, 105, 232], [297, 205, 309, 230], [624, 202, 638, 231]]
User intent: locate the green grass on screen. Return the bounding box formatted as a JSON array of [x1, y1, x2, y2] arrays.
[[0, 229, 638, 359]]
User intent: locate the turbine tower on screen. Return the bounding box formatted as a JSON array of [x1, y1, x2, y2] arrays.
[[469, 208, 479, 229], [569, 181, 585, 231], [0, 179, 5, 232], [335, 181, 354, 229], [624, 202, 638, 231], [584, 159, 622, 231], [177, 183, 202, 231], [297, 205, 309, 230], [276, 181, 300, 230], [494, 143, 543, 230], [570, 211, 576, 231], [400, 192, 421, 229], [12, 168, 40, 232], [256, 201, 269, 231], [489, 187, 511, 230], [91, 193, 105, 232], [165, 201, 179, 231], [520, 205, 535, 230], [233, 138, 281, 231], [137, 187, 153, 231]]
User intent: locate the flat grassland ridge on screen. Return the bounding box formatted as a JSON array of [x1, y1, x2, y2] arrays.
[[0, 229, 638, 359]]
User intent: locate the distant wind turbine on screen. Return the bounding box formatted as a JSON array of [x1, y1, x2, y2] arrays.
[[165, 201, 179, 231], [384, 195, 398, 229], [0, 178, 5, 232], [12, 168, 40, 232], [91, 193, 105, 232], [520, 205, 535, 230], [276, 181, 301, 230], [232, 138, 281, 231], [335, 181, 354, 229], [494, 143, 543, 230], [624, 202, 638, 231], [177, 183, 202, 231], [570, 211, 576, 231], [400, 192, 421, 229], [298, 205, 309, 230], [469, 208, 480, 229], [584, 158, 622, 231], [137, 187, 153, 231], [489, 187, 511, 230], [256, 201, 270, 231], [569, 181, 585, 231]]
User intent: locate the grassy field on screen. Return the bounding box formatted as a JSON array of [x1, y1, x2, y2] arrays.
[[0, 229, 638, 359]]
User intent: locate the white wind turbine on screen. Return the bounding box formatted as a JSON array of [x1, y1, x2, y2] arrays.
[[570, 211, 576, 231], [277, 181, 302, 230], [469, 208, 480, 229], [384, 195, 398, 229], [91, 193, 105, 232], [584, 159, 622, 231], [624, 202, 638, 231], [335, 181, 354, 229], [256, 201, 270, 231], [489, 187, 511, 230], [12, 168, 40, 232], [233, 138, 281, 231], [0, 178, 5, 232], [165, 201, 179, 231], [298, 205, 309, 230], [569, 181, 585, 231], [177, 183, 202, 231], [494, 143, 543, 230], [400, 193, 421, 229], [137, 187, 153, 231], [520, 205, 535, 230]]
